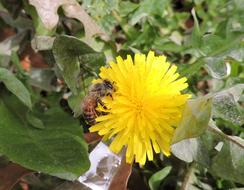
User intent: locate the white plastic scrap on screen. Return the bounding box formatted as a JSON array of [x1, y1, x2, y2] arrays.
[[78, 142, 122, 190]]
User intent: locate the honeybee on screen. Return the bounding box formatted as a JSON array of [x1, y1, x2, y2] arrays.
[[82, 79, 115, 125]]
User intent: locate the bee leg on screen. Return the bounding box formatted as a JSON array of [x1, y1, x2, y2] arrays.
[[95, 110, 101, 116], [107, 92, 113, 100], [97, 98, 107, 110]]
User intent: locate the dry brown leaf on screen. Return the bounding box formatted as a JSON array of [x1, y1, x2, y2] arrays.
[[0, 163, 32, 190], [20, 44, 49, 70], [84, 132, 102, 144], [29, 0, 106, 39], [108, 156, 132, 190], [0, 27, 16, 42]]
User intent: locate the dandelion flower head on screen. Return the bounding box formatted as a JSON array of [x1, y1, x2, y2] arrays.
[[90, 51, 190, 165]]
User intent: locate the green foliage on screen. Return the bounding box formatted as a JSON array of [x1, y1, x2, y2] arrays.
[[171, 124, 244, 185], [171, 96, 212, 144], [0, 91, 90, 180], [212, 84, 244, 126], [130, 0, 169, 25], [171, 85, 244, 184], [26, 111, 45, 129], [0, 68, 32, 109], [191, 9, 201, 50], [0, 0, 244, 189], [148, 166, 172, 190], [52, 35, 105, 95]]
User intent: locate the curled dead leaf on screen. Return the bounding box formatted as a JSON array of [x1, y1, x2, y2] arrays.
[[108, 156, 132, 190], [0, 163, 32, 190], [29, 0, 107, 39]]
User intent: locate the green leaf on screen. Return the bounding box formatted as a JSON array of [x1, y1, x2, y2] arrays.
[[26, 111, 45, 129], [0, 91, 90, 180], [52, 35, 105, 95], [204, 56, 229, 79], [148, 166, 172, 190], [200, 34, 240, 79], [180, 58, 205, 78], [81, 0, 118, 35], [212, 84, 244, 126], [68, 94, 84, 118], [172, 85, 244, 145], [171, 125, 244, 185], [181, 33, 243, 78], [10, 51, 25, 74], [234, 0, 244, 11], [118, 1, 139, 17], [0, 68, 32, 109], [153, 38, 183, 53], [130, 0, 169, 25], [171, 96, 212, 144], [191, 9, 202, 49], [200, 34, 225, 55], [29, 68, 57, 91], [130, 22, 157, 48]]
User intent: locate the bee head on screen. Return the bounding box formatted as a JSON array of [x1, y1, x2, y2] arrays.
[[103, 79, 117, 94], [103, 79, 113, 90]]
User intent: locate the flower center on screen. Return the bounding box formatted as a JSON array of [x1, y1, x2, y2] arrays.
[[134, 101, 144, 114]]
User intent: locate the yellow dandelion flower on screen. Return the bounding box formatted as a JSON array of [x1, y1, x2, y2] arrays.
[[89, 51, 190, 165]]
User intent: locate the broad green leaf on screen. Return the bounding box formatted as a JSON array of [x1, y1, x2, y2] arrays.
[[0, 91, 90, 180], [0, 68, 32, 109], [130, 0, 169, 25], [0, 10, 33, 30], [118, 1, 139, 17], [68, 75, 94, 117], [171, 96, 212, 144], [0, 155, 9, 167], [52, 35, 105, 95], [181, 32, 243, 78], [200, 34, 225, 55], [227, 15, 244, 35], [29, 68, 57, 91], [212, 84, 244, 126], [171, 125, 244, 185], [26, 111, 45, 129], [130, 22, 157, 49], [148, 166, 172, 190], [82, 0, 119, 34], [68, 94, 84, 118], [98, 14, 117, 33], [180, 58, 205, 78], [172, 85, 244, 145], [200, 34, 241, 79], [153, 38, 183, 53]]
